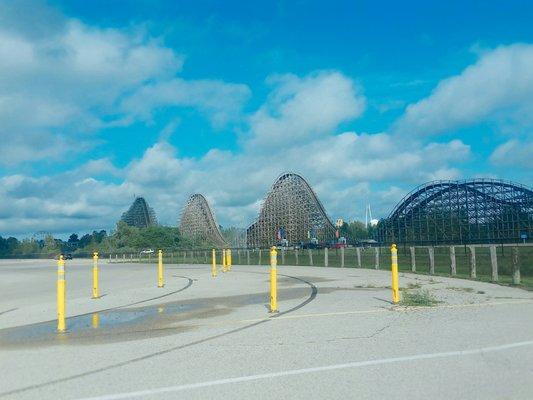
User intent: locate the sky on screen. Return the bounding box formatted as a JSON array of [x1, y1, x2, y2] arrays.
[[0, 0, 532, 238]]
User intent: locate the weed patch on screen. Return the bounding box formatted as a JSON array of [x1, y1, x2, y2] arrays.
[[400, 290, 440, 307]]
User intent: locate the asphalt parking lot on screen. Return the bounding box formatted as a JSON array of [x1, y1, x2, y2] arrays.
[[1, 259, 532, 400]]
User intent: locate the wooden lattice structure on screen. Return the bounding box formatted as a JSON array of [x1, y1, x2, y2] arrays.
[[246, 173, 336, 247], [377, 179, 533, 245], [179, 194, 227, 247], [120, 197, 157, 228]]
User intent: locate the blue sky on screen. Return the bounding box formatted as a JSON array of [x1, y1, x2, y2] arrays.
[[0, 0, 532, 237]]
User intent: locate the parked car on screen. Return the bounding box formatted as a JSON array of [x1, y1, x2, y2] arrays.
[[55, 253, 73, 260]]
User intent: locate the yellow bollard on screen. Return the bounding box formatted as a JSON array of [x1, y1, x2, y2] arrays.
[[270, 246, 278, 313], [158, 249, 165, 288], [57, 255, 66, 332], [92, 251, 99, 299], [391, 244, 400, 304], [227, 249, 232, 271], [211, 249, 217, 277], [91, 313, 100, 329], [222, 249, 227, 273]]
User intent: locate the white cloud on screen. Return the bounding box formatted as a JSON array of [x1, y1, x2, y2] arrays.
[[0, 4, 478, 237], [120, 78, 251, 127], [0, 8, 250, 165], [395, 43, 533, 136], [490, 139, 533, 168], [246, 71, 366, 148]]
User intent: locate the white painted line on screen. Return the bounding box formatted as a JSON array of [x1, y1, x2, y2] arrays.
[[77, 340, 533, 400]]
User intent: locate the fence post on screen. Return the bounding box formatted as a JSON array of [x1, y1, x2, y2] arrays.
[[238, 249, 241, 264], [308, 249, 313, 266], [374, 247, 379, 269], [325, 247, 329, 267], [246, 250, 250, 265], [410, 246, 416, 272], [490, 245, 498, 282], [391, 244, 399, 304], [281, 248, 285, 265], [469, 246, 477, 278], [341, 246, 345, 268], [428, 247, 435, 275], [512, 246, 521, 285], [295, 249, 299, 265], [258, 249, 262, 265], [450, 246, 456, 276], [356, 247, 361, 268]]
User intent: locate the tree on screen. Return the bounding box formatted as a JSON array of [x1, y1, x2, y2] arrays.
[[43, 234, 59, 254], [68, 233, 79, 244]]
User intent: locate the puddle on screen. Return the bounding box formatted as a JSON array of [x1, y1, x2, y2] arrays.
[[0, 286, 324, 348]]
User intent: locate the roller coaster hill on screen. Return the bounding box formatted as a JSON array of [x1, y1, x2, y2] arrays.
[[376, 179, 533, 246]]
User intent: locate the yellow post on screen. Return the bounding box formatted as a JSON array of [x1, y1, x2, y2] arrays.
[[211, 249, 217, 277], [57, 255, 66, 332], [158, 249, 164, 288], [270, 246, 278, 313], [91, 313, 100, 329], [391, 244, 400, 304], [222, 249, 227, 273], [227, 249, 232, 271], [92, 251, 99, 299]]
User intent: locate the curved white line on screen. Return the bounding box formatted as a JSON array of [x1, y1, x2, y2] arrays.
[[76, 340, 533, 400]]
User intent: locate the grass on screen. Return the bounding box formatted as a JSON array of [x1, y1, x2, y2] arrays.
[[404, 282, 422, 290], [399, 290, 440, 307]]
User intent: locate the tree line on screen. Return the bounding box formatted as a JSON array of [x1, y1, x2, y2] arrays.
[[0, 220, 375, 258]]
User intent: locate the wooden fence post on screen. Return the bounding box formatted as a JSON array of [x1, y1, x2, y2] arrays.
[[308, 249, 313, 266], [410, 246, 416, 272], [450, 246, 456, 276], [374, 247, 379, 269], [469, 246, 476, 278], [356, 247, 361, 268], [341, 246, 345, 268], [490, 245, 498, 282], [428, 247, 435, 275], [512, 246, 521, 285]]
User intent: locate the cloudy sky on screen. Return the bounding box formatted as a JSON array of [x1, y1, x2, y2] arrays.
[[1, 0, 532, 238]]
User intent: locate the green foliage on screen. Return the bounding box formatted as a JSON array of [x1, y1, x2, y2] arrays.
[[42, 234, 59, 253], [399, 290, 440, 307], [101, 221, 198, 252], [15, 238, 41, 255], [339, 221, 371, 242]]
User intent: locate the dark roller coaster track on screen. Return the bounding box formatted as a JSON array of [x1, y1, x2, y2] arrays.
[[377, 179, 533, 245]]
